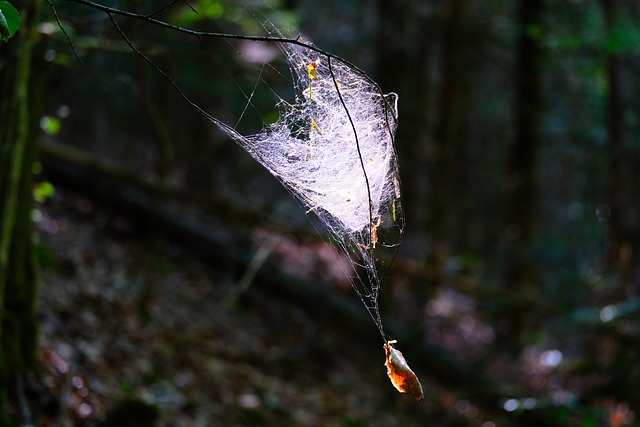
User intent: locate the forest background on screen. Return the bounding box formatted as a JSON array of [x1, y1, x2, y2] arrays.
[[1, 0, 640, 426]]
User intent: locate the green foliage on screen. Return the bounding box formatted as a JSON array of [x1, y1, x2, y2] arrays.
[[0, 1, 20, 42], [35, 243, 57, 270], [526, 23, 542, 41], [172, 0, 225, 25], [39, 115, 61, 135], [33, 181, 55, 203], [171, 0, 298, 35], [606, 16, 640, 55]]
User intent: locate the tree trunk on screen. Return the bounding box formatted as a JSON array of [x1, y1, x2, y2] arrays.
[[598, 0, 640, 413], [376, 0, 432, 225], [375, 0, 434, 338], [601, 0, 640, 289], [0, 0, 44, 424], [602, 0, 624, 274], [431, 0, 471, 252], [498, 0, 544, 354]]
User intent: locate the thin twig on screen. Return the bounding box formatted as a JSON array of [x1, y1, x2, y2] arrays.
[[106, 12, 226, 130], [61, 0, 396, 127], [145, 0, 192, 19], [47, 0, 86, 68], [212, 235, 280, 323], [328, 55, 386, 340]]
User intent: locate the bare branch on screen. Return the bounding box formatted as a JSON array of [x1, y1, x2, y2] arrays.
[[145, 0, 195, 19], [60, 0, 389, 105], [47, 0, 86, 68]]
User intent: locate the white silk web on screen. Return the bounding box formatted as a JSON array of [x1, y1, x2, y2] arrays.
[[210, 38, 404, 339]]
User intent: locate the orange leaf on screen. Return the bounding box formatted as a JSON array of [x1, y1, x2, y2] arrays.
[[384, 341, 424, 401]]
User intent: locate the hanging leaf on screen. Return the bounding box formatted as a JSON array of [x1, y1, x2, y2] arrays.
[[384, 341, 424, 401], [0, 1, 21, 43]]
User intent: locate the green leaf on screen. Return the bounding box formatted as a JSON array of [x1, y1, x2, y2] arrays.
[[40, 115, 62, 135], [173, 0, 224, 25], [33, 181, 55, 203], [0, 1, 21, 43], [526, 24, 542, 41]]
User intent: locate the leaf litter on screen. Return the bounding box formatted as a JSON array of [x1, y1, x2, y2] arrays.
[[35, 190, 438, 426]]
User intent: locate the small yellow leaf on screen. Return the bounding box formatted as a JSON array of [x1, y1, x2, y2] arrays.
[[307, 61, 318, 80]]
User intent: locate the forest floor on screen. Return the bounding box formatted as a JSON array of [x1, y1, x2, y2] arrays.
[[34, 188, 449, 427], [33, 186, 630, 427]]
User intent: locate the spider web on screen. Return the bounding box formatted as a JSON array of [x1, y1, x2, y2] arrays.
[[209, 27, 405, 339], [59, 0, 418, 398], [71, 0, 405, 337]]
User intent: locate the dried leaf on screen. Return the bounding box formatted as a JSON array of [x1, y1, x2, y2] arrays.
[[384, 341, 424, 401], [307, 61, 318, 80]]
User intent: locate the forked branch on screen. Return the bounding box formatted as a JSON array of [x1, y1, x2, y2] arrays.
[[58, 0, 387, 104]]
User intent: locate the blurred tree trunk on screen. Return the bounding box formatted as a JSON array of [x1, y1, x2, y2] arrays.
[[602, 0, 625, 274], [498, 0, 544, 354], [375, 0, 435, 338], [598, 0, 640, 414], [431, 0, 470, 253], [0, 0, 44, 424], [601, 0, 640, 289], [421, 0, 473, 305], [376, 0, 433, 228]]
